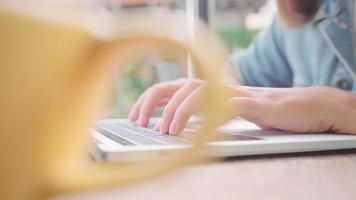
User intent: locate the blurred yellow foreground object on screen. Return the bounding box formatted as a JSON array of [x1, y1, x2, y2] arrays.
[[0, 1, 229, 200]]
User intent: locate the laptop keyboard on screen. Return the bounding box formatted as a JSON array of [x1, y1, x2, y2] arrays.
[[95, 122, 189, 146], [95, 121, 263, 146]]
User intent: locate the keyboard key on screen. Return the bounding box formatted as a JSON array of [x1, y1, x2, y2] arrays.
[[119, 124, 189, 144], [95, 128, 134, 146], [96, 122, 189, 145], [98, 124, 163, 145]]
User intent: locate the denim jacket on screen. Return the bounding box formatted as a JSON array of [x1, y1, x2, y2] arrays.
[[232, 0, 356, 93]]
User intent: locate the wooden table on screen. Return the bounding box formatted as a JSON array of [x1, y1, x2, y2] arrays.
[[53, 150, 356, 200]]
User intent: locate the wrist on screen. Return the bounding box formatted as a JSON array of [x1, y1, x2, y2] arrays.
[[334, 92, 356, 134]]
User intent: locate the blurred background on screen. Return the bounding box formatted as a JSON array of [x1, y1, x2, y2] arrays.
[[103, 0, 277, 117]]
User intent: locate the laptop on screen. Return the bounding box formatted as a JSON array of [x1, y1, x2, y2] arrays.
[[91, 117, 356, 162]]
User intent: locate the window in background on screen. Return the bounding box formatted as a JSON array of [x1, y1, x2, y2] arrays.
[[103, 0, 187, 117], [106, 0, 276, 117], [206, 0, 276, 52]]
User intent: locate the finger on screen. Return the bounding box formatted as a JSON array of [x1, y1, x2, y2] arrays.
[[137, 81, 185, 127], [157, 97, 172, 107], [129, 79, 186, 122], [169, 84, 208, 135], [129, 95, 169, 122], [160, 80, 203, 133], [128, 91, 148, 121], [154, 119, 162, 131]]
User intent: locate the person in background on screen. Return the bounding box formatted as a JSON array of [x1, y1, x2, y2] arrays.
[[129, 0, 356, 135]]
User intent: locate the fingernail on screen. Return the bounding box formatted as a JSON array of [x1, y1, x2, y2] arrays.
[[160, 123, 169, 134], [154, 123, 160, 131], [169, 121, 177, 135], [128, 112, 137, 121], [128, 115, 135, 121], [138, 116, 148, 127]]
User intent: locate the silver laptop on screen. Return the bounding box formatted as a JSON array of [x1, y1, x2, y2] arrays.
[[91, 117, 356, 162]]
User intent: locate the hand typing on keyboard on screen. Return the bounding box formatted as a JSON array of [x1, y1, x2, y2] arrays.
[[129, 78, 356, 135], [128, 79, 238, 135]]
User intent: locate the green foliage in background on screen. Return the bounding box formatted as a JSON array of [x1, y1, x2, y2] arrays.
[[112, 27, 259, 116], [217, 27, 259, 51], [113, 62, 158, 112]]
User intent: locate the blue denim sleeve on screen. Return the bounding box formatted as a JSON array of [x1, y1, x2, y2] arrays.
[[233, 17, 293, 87]]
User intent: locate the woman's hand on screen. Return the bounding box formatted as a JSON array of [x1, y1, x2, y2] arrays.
[[128, 78, 193, 128], [129, 78, 214, 132], [130, 79, 356, 135], [226, 86, 356, 134]]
